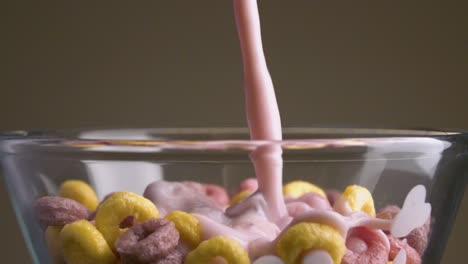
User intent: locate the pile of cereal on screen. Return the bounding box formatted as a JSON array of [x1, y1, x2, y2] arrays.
[[34, 179, 430, 264]]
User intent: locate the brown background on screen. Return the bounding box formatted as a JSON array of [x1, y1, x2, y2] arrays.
[[1, 1, 467, 262]]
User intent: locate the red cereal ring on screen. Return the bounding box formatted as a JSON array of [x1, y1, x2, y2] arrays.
[[204, 184, 229, 206], [182, 182, 229, 206], [387, 235, 422, 264], [377, 205, 430, 256], [405, 218, 430, 256], [376, 205, 400, 221], [341, 227, 389, 264]]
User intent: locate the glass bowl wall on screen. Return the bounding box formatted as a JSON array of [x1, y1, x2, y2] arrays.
[[1, 128, 467, 264]]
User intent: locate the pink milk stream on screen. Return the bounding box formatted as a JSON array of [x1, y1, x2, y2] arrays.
[[233, 0, 287, 225], [144, 0, 430, 262]]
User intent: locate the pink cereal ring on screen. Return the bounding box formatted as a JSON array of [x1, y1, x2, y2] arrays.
[[342, 227, 389, 264], [203, 184, 229, 206], [376, 205, 400, 220], [182, 182, 229, 206], [286, 202, 311, 218], [377, 205, 430, 256], [405, 219, 430, 256], [387, 235, 421, 264]]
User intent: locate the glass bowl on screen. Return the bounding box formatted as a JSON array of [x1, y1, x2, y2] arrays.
[[1, 128, 467, 264]]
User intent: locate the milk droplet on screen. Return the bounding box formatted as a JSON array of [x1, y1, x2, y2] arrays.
[[253, 255, 284, 264], [391, 185, 431, 238], [393, 249, 407, 264], [302, 250, 334, 264]]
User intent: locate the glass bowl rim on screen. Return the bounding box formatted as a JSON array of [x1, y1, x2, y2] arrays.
[[0, 127, 464, 155], [0, 127, 462, 140]]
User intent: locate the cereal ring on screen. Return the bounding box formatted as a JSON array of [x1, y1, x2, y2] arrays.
[[283, 181, 326, 199], [164, 211, 201, 248], [276, 222, 345, 264], [183, 181, 229, 206], [341, 227, 389, 264], [377, 205, 430, 255], [376, 205, 400, 220], [405, 219, 430, 256], [286, 202, 311, 218], [95, 191, 159, 250], [387, 235, 421, 264], [335, 185, 375, 217], [59, 180, 99, 211], [34, 196, 90, 226], [45, 226, 64, 264], [184, 236, 250, 264], [60, 220, 116, 264], [144, 181, 220, 216], [116, 219, 179, 263], [229, 190, 252, 205], [204, 184, 230, 206]]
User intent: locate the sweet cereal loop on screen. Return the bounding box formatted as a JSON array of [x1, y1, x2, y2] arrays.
[[95, 191, 159, 250], [164, 210, 201, 248], [283, 181, 326, 199], [184, 236, 250, 264], [341, 185, 375, 217], [276, 222, 345, 264], [229, 190, 253, 205], [60, 220, 115, 264], [59, 180, 99, 211]]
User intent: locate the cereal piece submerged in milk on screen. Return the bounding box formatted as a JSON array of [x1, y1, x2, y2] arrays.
[[253, 255, 284, 264], [341, 227, 390, 264], [387, 236, 422, 264], [143, 180, 223, 216], [378, 205, 431, 255]]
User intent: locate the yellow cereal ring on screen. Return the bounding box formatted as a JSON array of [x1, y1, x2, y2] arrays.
[[95, 191, 159, 250], [184, 236, 250, 264], [283, 181, 326, 199], [59, 180, 99, 211], [276, 222, 345, 264], [164, 210, 201, 248], [45, 226, 64, 264], [229, 190, 252, 205], [60, 220, 115, 264], [341, 185, 375, 217]]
